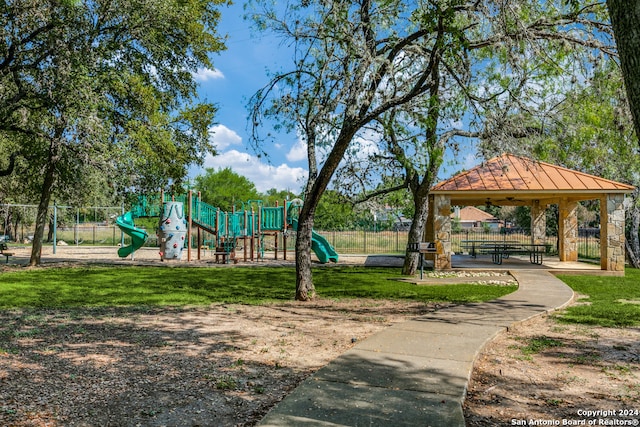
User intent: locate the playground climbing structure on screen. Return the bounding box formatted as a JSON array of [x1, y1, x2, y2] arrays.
[[115, 211, 149, 258], [123, 191, 338, 263], [158, 201, 187, 260]]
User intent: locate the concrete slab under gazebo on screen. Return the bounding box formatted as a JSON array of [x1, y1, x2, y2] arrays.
[[425, 154, 635, 273]]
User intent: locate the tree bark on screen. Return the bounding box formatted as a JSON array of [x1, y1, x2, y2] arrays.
[[295, 209, 316, 301], [626, 197, 640, 269], [0, 153, 17, 177], [402, 195, 430, 275], [295, 125, 358, 300], [607, 0, 640, 145], [4, 211, 14, 241], [29, 157, 56, 266]]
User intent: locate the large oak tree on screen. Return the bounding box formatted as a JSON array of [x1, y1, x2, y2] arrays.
[[249, 0, 614, 299]]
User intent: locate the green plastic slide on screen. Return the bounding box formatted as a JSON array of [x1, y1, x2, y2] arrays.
[[290, 219, 338, 263], [116, 211, 149, 258]]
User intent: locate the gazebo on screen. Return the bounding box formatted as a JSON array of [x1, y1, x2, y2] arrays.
[[426, 154, 635, 272]]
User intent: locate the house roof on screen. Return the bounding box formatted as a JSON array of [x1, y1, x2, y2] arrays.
[[432, 154, 635, 206], [451, 206, 497, 222]]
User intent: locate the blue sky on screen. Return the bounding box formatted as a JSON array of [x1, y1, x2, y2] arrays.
[[188, 2, 309, 193], [190, 2, 478, 193]]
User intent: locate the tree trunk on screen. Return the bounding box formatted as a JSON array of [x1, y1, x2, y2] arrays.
[[295, 125, 358, 300], [626, 199, 640, 268], [402, 192, 430, 275], [295, 209, 316, 301], [607, 0, 640, 145], [29, 161, 56, 266], [0, 153, 17, 177], [4, 210, 14, 241], [11, 213, 19, 242], [47, 214, 55, 242]]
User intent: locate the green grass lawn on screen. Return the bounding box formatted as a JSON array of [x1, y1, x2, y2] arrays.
[[0, 266, 516, 309], [557, 268, 640, 327]]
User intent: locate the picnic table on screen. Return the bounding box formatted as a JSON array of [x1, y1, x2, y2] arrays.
[[461, 240, 548, 265]]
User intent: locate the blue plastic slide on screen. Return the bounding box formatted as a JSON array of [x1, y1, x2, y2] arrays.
[[116, 211, 149, 258], [291, 219, 338, 263]]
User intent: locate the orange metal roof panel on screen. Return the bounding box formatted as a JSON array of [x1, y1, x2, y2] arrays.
[[432, 153, 635, 193], [501, 157, 529, 189], [509, 156, 544, 190], [486, 158, 513, 190], [573, 173, 600, 190], [526, 161, 556, 190], [539, 163, 571, 189], [463, 170, 485, 190]]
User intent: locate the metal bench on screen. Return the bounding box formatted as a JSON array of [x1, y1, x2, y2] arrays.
[[214, 240, 237, 264], [1, 242, 14, 263]]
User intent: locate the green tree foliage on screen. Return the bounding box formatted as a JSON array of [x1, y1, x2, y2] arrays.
[[262, 188, 299, 207], [0, 0, 228, 264], [194, 167, 261, 211], [531, 60, 640, 266], [314, 190, 361, 231]]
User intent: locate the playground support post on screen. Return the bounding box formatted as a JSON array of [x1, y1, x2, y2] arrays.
[[253, 210, 258, 261], [120, 204, 125, 249], [257, 208, 262, 260], [196, 191, 202, 261], [283, 201, 288, 261], [53, 202, 57, 254], [273, 202, 279, 260], [243, 210, 248, 262], [187, 190, 193, 262]]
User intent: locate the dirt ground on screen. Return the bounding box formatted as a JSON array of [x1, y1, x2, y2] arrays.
[[464, 314, 640, 426], [1, 247, 639, 426], [0, 300, 437, 427]]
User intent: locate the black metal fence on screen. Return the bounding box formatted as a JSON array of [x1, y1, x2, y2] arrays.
[[311, 228, 601, 260], [11, 224, 603, 261]]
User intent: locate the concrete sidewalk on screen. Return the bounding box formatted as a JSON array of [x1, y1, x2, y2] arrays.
[[258, 270, 575, 427]]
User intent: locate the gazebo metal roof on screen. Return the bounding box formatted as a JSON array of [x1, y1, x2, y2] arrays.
[[431, 154, 635, 206]]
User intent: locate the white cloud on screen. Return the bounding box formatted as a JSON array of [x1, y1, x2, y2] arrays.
[[463, 153, 478, 170], [209, 124, 242, 151], [286, 138, 307, 162], [194, 67, 224, 82], [202, 150, 308, 192], [352, 133, 380, 158]]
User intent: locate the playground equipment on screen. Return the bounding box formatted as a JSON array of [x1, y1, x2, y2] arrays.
[[158, 201, 187, 260], [121, 191, 338, 263], [115, 211, 149, 258], [290, 219, 338, 263]]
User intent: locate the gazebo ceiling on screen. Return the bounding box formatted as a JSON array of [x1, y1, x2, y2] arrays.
[[431, 154, 635, 206]]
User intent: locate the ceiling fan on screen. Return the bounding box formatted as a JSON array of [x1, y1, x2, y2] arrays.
[[485, 197, 527, 207]]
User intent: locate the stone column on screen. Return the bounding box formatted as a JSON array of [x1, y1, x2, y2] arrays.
[[600, 194, 626, 271], [424, 196, 435, 242], [432, 194, 452, 270], [530, 200, 546, 245], [558, 198, 578, 262]]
